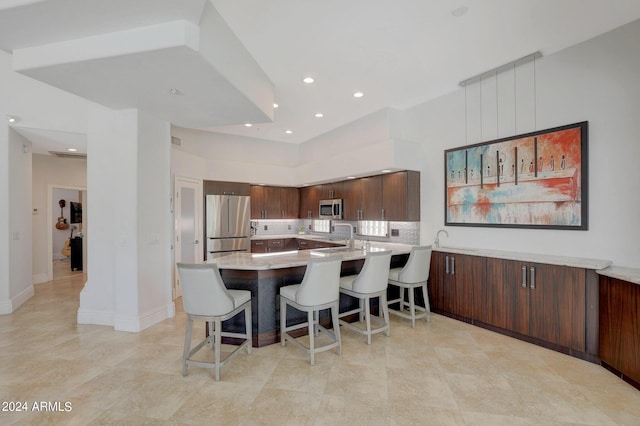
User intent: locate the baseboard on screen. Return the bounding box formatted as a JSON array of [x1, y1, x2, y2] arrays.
[[0, 285, 35, 314], [77, 308, 115, 327], [0, 299, 12, 315], [32, 273, 49, 285], [114, 303, 176, 332]]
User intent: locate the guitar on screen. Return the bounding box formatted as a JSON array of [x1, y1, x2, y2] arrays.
[[56, 199, 69, 230], [61, 229, 73, 257]]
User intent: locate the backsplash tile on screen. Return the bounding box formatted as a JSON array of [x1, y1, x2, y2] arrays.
[[253, 219, 419, 245]]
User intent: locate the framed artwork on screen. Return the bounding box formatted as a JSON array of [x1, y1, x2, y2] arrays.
[[444, 121, 588, 230]]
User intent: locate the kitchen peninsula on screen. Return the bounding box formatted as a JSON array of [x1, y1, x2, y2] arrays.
[[209, 241, 414, 346]]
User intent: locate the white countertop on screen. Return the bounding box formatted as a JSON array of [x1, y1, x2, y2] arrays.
[[209, 242, 414, 270], [597, 266, 640, 285], [251, 234, 338, 241], [433, 246, 612, 270]]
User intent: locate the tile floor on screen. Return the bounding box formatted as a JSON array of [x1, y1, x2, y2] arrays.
[[1, 269, 640, 425]]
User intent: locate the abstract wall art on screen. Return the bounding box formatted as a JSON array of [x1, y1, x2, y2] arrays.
[[445, 121, 588, 229]]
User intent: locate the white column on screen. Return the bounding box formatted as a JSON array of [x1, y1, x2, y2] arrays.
[[0, 100, 10, 314], [78, 106, 173, 331]]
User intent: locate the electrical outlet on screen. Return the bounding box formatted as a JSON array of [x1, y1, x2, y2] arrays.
[[391, 229, 400, 237], [264, 225, 268, 231]]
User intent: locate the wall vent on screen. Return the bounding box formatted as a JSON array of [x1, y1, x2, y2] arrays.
[[171, 136, 182, 146], [48, 151, 87, 159]]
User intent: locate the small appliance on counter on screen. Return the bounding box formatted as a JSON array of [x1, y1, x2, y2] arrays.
[[206, 194, 251, 259]]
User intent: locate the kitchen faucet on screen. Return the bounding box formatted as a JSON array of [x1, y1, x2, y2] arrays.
[[333, 223, 355, 249], [434, 229, 448, 248]]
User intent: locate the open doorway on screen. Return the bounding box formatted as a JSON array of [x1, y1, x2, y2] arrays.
[[48, 185, 87, 281]]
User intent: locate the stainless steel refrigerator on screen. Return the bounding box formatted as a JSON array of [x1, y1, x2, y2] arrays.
[[205, 194, 251, 259]]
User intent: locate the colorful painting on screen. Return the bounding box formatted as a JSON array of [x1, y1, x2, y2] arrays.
[[445, 122, 588, 229]]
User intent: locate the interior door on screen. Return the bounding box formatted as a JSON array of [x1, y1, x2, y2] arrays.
[[174, 177, 202, 299]]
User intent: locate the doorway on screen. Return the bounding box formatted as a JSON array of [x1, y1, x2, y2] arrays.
[[48, 185, 87, 281], [173, 176, 202, 299]]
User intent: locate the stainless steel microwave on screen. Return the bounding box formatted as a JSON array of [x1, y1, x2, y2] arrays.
[[319, 199, 343, 219]]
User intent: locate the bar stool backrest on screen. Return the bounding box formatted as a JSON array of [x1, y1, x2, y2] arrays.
[[352, 250, 392, 293], [177, 263, 235, 316], [398, 246, 432, 284], [296, 257, 342, 306]]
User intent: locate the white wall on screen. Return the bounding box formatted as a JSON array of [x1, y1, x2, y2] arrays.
[[31, 154, 87, 281], [8, 129, 33, 311], [397, 19, 640, 267]]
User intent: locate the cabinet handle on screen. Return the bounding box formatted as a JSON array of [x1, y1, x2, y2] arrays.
[[522, 265, 527, 288], [281, 209, 284, 218], [255, 241, 264, 246], [530, 266, 535, 289], [451, 256, 455, 275], [381, 208, 385, 220], [445, 256, 449, 274]]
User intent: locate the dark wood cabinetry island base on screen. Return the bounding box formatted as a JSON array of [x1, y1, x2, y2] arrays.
[[209, 244, 412, 347]]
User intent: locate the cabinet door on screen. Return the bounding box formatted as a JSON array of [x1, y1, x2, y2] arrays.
[[599, 276, 640, 384], [429, 252, 485, 321], [454, 254, 485, 321], [485, 258, 529, 335], [360, 175, 383, 220], [281, 187, 300, 219], [299, 185, 321, 218], [528, 263, 585, 351], [250, 185, 265, 219], [428, 251, 447, 311], [342, 178, 363, 220], [322, 182, 343, 199], [262, 186, 282, 218], [381, 171, 420, 221]]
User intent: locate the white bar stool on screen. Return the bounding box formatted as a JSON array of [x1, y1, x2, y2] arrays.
[[280, 257, 343, 365], [177, 263, 252, 381], [387, 245, 432, 328], [338, 250, 392, 345]]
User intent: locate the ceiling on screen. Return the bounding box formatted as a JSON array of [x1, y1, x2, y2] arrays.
[[3, 0, 640, 153]]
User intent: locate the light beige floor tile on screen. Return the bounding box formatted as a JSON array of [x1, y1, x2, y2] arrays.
[[2, 275, 639, 425]]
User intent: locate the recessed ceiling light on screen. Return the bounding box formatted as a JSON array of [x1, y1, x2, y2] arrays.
[[381, 169, 392, 173], [353, 91, 364, 98], [244, 123, 252, 127], [303, 77, 314, 84], [451, 6, 468, 17], [273, 103, 279, 108], [285, 130, 293, 134], [347, 176, 356, 179], [67, 148, 78, 152], [315, 113, 323, 118], [7, 115, 17, 124]]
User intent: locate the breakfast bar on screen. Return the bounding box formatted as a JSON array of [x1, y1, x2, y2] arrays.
[[208, 243, 414, 347]]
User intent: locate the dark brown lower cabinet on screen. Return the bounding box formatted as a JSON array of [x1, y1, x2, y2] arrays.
[[485, 258, 586, 353], [599, 276, 640, 389], [430, 251, 598, 362], [429, 251, 485, 322]]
